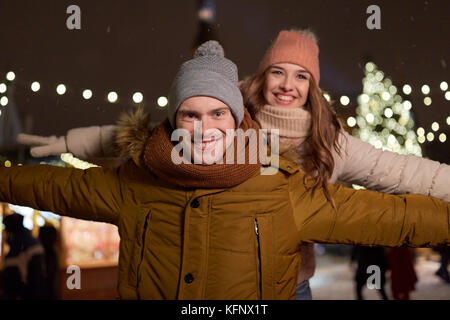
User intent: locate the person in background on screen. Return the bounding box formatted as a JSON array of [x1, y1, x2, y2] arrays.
[[1, 213, 45, 299], [386, 247, 418, 300], [38, 225, 60, 299], [434, 247, 450, 283]]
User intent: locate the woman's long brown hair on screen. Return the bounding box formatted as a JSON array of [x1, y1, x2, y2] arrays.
[[240, 72, 345, 209]]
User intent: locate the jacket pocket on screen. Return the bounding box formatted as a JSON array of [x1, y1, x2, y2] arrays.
[[253, 215, 275, 299], [127, 209, 151, 287]]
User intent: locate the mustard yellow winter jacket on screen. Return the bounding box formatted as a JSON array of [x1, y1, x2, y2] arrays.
[[0, 154, 448, 299]]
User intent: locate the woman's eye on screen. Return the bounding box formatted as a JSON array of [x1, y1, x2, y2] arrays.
[[272, 70, 282, 75], [297, 74, 307, 80]]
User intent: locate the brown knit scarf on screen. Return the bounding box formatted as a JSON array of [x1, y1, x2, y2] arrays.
[[143, 109, 263, 188]]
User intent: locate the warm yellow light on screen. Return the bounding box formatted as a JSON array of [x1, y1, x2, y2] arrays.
[[56, 84, 66, 95], [133, 92, 144, 104], [31, 81, 40, 92], [439, 133, 447, 143], [431, 122, 439, 132], [157, 96, 168, 107], [82, 89, 93, 99], [0, 96, 8, 106], [402, 84, 412, 95], [424, 97, 432, 106], [416, 127, 425, 136], [421, 85, 430, 95], [6, 71, 15, 81], [107, 91, 118, 103], [347, 117, 356, 127], [340, 96, 350, 106], [384, 108, 393, 118]]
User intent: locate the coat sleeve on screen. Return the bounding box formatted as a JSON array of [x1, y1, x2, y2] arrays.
[[0, 164, 123, 225], [291, 172, 449, 247], [331, 130, 450, 202], [66, 125, 118, 159]]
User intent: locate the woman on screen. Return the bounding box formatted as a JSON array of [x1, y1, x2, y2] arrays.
[[18, 30, 450, 299]]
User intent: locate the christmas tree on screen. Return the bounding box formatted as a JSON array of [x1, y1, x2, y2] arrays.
[[351, 62, 422, 157]]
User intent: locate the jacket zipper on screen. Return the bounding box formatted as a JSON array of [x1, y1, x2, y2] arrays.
[[136, 211, 151, 288], [254, 218, 262, 300]]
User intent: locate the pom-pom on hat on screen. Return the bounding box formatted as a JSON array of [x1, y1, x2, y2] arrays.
[[258, 30, 320, 85], [168, 40, 244, 128]]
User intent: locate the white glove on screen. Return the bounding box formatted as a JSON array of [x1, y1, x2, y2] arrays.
[[17, 133, 67, 157]]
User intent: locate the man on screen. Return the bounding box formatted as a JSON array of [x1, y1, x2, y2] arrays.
[[0, 41, 449, 299]]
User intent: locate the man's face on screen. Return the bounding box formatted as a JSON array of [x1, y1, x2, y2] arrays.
[[175, 96, 236, 164]]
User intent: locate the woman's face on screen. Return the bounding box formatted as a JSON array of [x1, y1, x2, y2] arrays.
[[263, 63, 310, 108]]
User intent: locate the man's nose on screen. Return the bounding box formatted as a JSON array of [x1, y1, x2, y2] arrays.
[[194, 118, 212, 136]]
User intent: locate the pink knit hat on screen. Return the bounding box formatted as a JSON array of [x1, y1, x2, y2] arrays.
[[258, 30, 320, 85]]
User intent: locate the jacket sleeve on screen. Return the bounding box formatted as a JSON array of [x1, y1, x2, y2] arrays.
[[331, 130, 450, 202], [291, 172, 449, 247], [66, 125, 118, 159], [0, 164, 123, 225]]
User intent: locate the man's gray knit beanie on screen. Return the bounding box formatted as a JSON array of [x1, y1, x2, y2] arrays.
[[168, 40, 244, 128]]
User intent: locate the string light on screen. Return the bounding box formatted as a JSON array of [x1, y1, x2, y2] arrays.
[[347, 116, 356, 127], [6, 71, 15, 81], [421, 85, 430, 95], [82, 89, 93, 99], [56, 84, 66, 95], [31, 81, 40, 92], [440, 81, 448, 91], [132, 92, 143, 104], [445, 92, 450, 101], [0, 96, 8, 106], [323, 93, 331, 102], [402, 84, 412, 95], [107, 91, 118, 103], [416, 127, 425, 136], [418, 136, 425, 144], [426, 132, 434, 142], [403, 100, 412, 111], [439, 133, 447, 143], [431, 122, 439, 131], [340, 95, 350, 106], [0, 83, 6, 93], [157, 96, 168, 107], [424, 97, 432, 106]]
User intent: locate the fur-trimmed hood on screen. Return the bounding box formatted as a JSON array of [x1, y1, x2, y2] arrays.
[[115, 107, 157, 162]]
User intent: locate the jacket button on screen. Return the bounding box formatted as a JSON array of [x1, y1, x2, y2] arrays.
[[184, 273, 194, 284], [190, 199, 200, 208]]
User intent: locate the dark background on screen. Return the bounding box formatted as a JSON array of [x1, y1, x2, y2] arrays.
[[0, 0, 448, 162]]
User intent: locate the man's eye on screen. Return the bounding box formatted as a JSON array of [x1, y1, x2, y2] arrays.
[[187, 113, 195, 118], [215, 112, 224, 117]]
